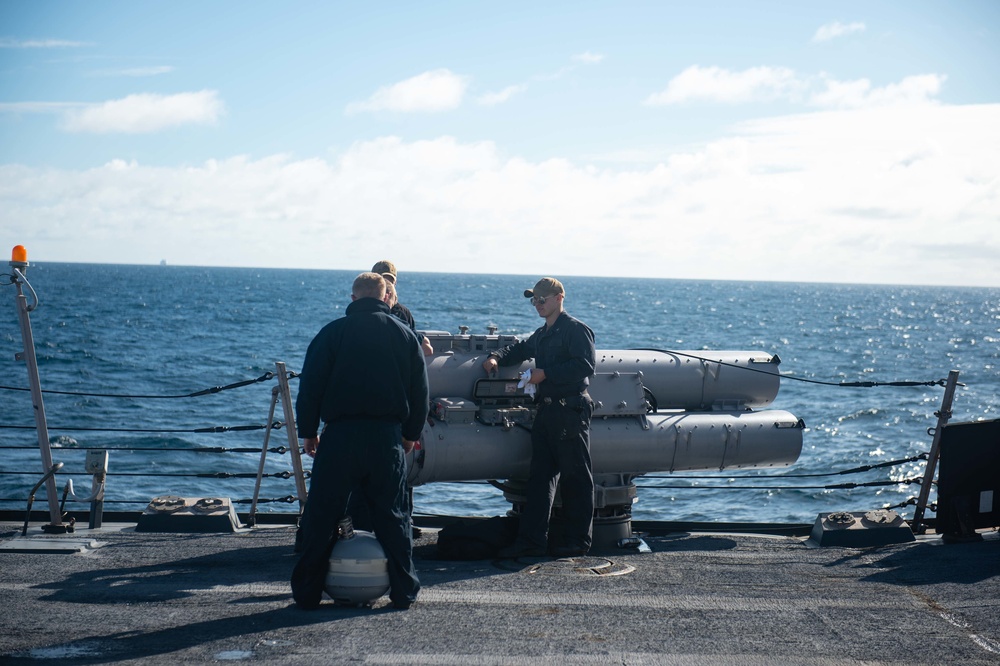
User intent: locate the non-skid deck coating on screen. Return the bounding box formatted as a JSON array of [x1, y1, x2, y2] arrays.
[[1, 521, 997, 665]]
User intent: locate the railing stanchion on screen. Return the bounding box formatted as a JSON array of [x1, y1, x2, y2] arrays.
[[910, 369, 960, 534], [275, 362, 307, 509], [248, 386, 281, 526]]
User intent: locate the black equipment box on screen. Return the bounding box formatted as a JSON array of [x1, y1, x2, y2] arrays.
[[936, 418, 1000, 539]]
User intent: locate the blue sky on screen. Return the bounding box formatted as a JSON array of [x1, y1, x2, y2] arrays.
[[2, 1, 998, 286]]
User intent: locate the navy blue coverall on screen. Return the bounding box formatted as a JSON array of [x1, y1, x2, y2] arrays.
[[491, 312, 596, 552], [291, 297, 429, 609]]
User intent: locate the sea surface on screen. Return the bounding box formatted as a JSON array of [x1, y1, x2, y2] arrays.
[[1, 263, 997, 524]]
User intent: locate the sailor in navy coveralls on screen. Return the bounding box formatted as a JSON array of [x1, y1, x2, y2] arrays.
[[291, 272, 429, 610], [483, 277, 597, 558]]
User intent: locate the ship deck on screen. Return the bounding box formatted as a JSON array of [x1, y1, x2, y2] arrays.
[[1, 518, 998, 665]]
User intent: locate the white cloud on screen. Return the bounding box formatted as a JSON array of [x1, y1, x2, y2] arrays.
[[475, 53, 602, 107], [573, 51, 605, 64], [476, 84, 528, 106], [345, 69, 469, 114], [813, 21, 867, 43], [2, 103, 997, 287], [647, 68, 946, 111], [645, 65, 801, 105], [0, 38, 91, 48], [60, 91, 224, 133], [0, 101, 82, 114], [810, 74, 945, 109]]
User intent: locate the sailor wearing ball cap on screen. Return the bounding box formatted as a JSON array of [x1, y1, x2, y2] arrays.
[[371, 260, 433, 356], [483, 277, 596, 558]]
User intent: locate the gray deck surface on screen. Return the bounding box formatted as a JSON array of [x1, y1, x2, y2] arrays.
[[1, 520, 998, 665]]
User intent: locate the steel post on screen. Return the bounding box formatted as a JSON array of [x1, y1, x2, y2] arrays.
[[910, 370, 961, 534], [276, 361, 308, 507], [10, 266, 64, 529]]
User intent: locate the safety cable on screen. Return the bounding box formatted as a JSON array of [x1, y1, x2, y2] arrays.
[[0, 495, 302, 505], [0, 421, 283, 434], [0, 444, 294, 454], [634, 348, 957, 388], [0, 370, 297, 399], [232, 496, 299, 505], [0, 469, 309, 478], [883, 497, 936, 512], [640, 453, 928, 480], [1, 350, 956, 396], [2, 478, 926, 519], [635, 477, 925, 491], [113, 470, 307, 480], [411, 476, 923, 492]]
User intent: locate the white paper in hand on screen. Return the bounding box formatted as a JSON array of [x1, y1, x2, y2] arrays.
[[518, 369, 536, 397]]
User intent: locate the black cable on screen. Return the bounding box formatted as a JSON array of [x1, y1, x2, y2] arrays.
[[0, 469, 309, 478], [232, 496, 299, 505], [633, 348, 954, 388], [103, 470, 306, 479], [640, 453, 928, 480], [635, 477, 924, 491], [0, 496, 301, 505], [0, 444, 293, 454], [0, 421, 283, 434], [0, 370, 298, 399], [881, 497, 938, 512]]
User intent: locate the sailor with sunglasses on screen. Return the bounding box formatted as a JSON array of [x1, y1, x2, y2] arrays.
[[482, 277, 596, 558]]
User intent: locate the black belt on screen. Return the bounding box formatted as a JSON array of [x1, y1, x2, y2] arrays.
[[324, 416, 401, 429], [540, 392, 590, 407]]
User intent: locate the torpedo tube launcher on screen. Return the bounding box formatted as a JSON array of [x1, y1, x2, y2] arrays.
[[408, 332, 804, 547]]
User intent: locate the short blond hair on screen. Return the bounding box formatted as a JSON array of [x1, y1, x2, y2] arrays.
[[353, 272, 386, 300]]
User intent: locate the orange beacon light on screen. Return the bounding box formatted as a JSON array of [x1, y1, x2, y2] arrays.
[[11, 245, 28, 266]]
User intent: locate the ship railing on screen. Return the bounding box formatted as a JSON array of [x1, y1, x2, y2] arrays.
[[2, 248, 965, 534], [0, 362, 309, 531], [0, 363, 951, 532]]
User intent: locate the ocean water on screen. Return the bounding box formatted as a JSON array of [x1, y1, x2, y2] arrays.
[[1, 263, 997, 524]]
